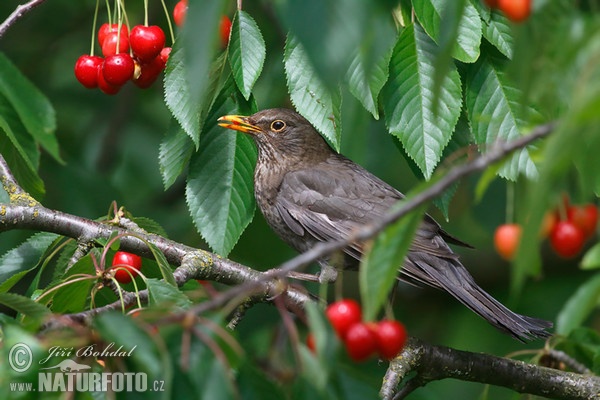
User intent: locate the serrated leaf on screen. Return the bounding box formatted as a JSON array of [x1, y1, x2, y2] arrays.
[[186, 93, 257, 256], [49, 255, 95, 313], [0, 292, 50, 320], [556, 274, 600, 335], [465, 56, 537, 181], [131, 216, 169, 238], [0, 232, 58, 292], [412, 0, 481, 63], [359, 203, 424, 321], [482, 10, 514, 59], [284, 34, 342, 152], [346, 46, 392, 120], [0, 52, 61, 163], [146, 278, 192, 309], [164, 42, 201, 146], [229, 11, 266, 100], [382, 24, 462, 179], [159, 120, 194, 189]]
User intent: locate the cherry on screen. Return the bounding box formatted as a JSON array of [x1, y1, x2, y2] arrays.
[[567, 204, 598, 239], [110, 251, 142, 283], [344, 322, 378, 362], [325, 299, 362, 339], [103, 53, 135, 86], [133, 55, 166, 88], [101, 32, 130, 57], [498, 0, 531, 22], [160, 47, 171, 65], [98, 23, 129, 47], [219, 15, 232, 48], [130, 25, 166, 63], [97, 66, 121, 95], [540, 211, 558, 239], [550, 221, 585, 258], [173, 0, 188, 27], [306, 333, 316, 353], [494, 223, 522, 261], [74, 55, 103, 89], [374, 320, 407, 360]]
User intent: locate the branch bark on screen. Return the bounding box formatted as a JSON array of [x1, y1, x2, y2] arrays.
[[0, 0, 48, 38], [381, 337, 600, 400]]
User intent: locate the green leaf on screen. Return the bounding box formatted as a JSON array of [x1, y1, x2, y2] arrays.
[[412, 0, 482, 63], [159, 121, 194, 189], [50, 255, 95, 313], [0, 292, 50, 320], [0, 52, 61, 163], [284, 34, 342, 151], [556, 273, 600, 335], [185, 91, 257, 256], [482, 10, 514, 59], [346, 46, 393, 120], [582, 243, 600, 270], [237, 362, 287, 400], [146, 242, 176, 286], [465, 56, 538, 181], [359, 203, 424, 321], [229, 10, 266, 100], [382, 24, 462, 179], [146, 279, 192, 309], [0, 232, 58, 292]]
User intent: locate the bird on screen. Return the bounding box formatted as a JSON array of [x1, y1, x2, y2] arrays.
[[218, 108, 552, 341]]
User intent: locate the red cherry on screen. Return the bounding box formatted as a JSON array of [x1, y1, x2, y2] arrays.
[[160, 47, 171, 65], [374, 320, 407, 360], [98, 23, 129, 47], [101, 32, 130, 57], [493, 224, 522, 261], [325, 299, 362, 339], [497, 0, 531, 22], [97, 66, 120, 95], [111, 251, 142, 283], [133, 55, 167, 88], [74, 55, 103, 89], [102, 53, 135, 86], [130, 25, 166, 63], [550, 221, 585, 258], [173, 0, 188, 27], [344, 322, 378, 362], [219, 15, 232, 48], [567, 204, 598, 239], [306, 333, 316, 353]]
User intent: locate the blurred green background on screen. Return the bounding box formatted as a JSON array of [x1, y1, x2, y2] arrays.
[[0, 1, 594, 398]]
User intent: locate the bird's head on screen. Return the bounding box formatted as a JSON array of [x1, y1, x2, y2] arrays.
[[218, 108, 332, 162]]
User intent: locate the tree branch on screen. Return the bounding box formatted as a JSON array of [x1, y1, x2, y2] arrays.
[[381, 337, 600, 400], [0, 0, 48, 38]]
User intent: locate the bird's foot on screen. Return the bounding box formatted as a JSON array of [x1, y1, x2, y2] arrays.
[[317, 265, 338, 284]]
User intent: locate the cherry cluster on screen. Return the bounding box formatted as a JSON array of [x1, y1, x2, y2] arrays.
[[172, 0, 232, 49], [74, 23, 170, 94], [110, 251, 143, 284], [311, 299, 407, 362], [484, 0, 531, 22], [494, 198, 598, 260]]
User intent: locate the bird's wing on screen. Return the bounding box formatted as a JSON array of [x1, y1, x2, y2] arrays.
[[274, 157, 459, 261]]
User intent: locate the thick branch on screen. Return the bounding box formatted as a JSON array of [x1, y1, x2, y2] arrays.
[[382, 337, 600, 400]]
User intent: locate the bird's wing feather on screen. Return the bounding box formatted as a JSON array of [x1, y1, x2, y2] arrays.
[[275, 157, 458, 261]]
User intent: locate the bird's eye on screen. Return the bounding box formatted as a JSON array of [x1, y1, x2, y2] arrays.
[[270, 120, 286, 132]]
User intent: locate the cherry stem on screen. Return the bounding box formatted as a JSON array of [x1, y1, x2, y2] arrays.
[[143, 0, 149, 26], [89, 0, 101, 55], [105, 0, 112, 25], [237, 0, 243, 10], [159, 0, 175, 44], [506, 181, 515, 224]]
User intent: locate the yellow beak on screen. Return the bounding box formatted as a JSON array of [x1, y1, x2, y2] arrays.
[[217, 115, 262, 134]]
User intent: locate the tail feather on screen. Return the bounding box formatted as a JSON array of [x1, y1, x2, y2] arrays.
[[402, 255, 552, 341]]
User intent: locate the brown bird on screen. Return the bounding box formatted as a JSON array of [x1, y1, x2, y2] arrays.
[[218, 108, 551, 341]]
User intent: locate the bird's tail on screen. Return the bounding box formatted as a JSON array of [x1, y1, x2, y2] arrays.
[[402, 256, 552, 341]]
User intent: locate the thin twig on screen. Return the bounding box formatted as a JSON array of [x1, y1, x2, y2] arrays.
[[0, 0, 48, 38]]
